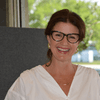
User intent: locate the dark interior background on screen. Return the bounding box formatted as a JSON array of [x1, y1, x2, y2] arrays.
[[0, 0, 6, 26], [0, 26, 48, 100]]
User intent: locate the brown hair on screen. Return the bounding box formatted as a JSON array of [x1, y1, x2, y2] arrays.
[[45, 9, 86, 64]]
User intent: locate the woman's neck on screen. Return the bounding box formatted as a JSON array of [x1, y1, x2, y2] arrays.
[[46, 58, 75, 76]]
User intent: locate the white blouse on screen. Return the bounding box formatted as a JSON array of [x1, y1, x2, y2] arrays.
[[5, 65, 100, 100]]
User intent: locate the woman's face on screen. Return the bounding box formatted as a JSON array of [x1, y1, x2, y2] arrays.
[[47, 22, 79, 62]]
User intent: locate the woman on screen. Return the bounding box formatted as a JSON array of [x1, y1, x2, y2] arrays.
[[5, 9, 100, 100]]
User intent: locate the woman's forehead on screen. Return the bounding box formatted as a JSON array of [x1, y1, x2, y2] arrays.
[[52, 22, 79, 34]]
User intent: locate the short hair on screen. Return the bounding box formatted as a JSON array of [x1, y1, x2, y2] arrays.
[[45, 9, 86, 62]]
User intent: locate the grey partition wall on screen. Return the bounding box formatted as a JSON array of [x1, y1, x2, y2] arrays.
[[0, 26, 48, 100]]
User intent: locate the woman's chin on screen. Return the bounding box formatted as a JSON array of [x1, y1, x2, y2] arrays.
[[53, 55, 71, 62]]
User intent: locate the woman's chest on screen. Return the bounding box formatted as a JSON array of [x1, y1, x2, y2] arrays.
[[53, 75, 74, 96]]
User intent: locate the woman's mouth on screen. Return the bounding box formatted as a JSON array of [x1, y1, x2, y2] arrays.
[[57, 47, 70, 54]]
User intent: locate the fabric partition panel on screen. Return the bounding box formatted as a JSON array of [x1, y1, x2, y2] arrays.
[[0, 26, 48, 100]]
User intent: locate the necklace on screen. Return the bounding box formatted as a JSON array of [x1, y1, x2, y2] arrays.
[[62, 65, 76, 86], [63, 83, 70, 85], [45, 64, 77, 85]]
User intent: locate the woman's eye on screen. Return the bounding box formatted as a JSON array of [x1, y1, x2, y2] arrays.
[[56, 34, 62, 37], [70, 36, 75, 39]]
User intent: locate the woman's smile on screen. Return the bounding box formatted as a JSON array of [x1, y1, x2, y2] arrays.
[[57, 47, 70, 54]]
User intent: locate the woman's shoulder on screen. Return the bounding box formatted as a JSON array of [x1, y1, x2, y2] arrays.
[[19, 65, 42, 81], [78, 64, 99, 78], [20, 65, 41, 75]]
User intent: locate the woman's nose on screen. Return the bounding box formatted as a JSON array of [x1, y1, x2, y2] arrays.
[[61, 36, 69, 45]]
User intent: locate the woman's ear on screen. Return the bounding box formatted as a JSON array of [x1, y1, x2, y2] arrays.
[[47, 35, 51, 44]]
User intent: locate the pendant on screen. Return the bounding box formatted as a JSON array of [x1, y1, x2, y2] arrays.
[[63, 83, 69, 85]]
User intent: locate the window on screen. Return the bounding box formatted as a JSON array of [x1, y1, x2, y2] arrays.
[[6, 0, 29, 27]]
